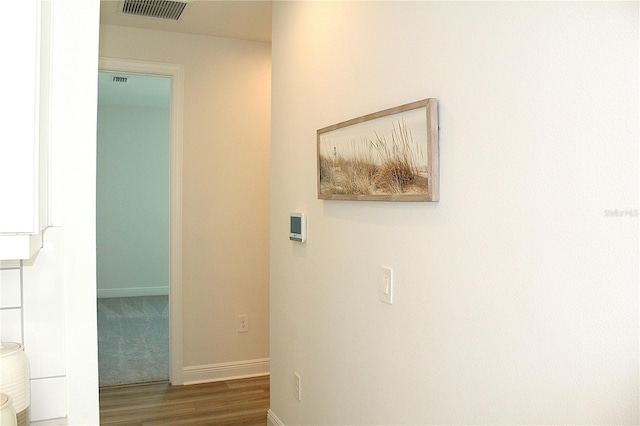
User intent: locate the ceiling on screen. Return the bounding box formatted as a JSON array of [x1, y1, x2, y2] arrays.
[[100, 0, 272, 43], [98, 1, 272, 109]]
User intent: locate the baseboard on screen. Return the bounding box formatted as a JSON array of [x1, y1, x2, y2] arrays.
[[30, 418, 68, 426], [97, 286, 169, 298], [267, 409, 285, 426], [183, 358, 270, 384]]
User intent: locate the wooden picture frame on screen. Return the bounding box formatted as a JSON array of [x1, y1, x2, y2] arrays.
[[317, 98, 439, 202]]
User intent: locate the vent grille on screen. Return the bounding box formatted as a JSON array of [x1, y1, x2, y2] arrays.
[[122, 0, 188, 20]]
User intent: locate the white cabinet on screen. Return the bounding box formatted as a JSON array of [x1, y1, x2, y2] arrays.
[[0, 1, 50, 260]]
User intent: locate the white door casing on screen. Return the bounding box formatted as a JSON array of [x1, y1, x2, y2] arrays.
[[98, 57, 185, 385]]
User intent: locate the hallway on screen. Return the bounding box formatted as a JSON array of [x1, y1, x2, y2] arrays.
[[99, 376, 270, 425]]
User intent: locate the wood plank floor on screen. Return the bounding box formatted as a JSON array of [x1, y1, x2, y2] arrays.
[[99, 375, 270, 425]]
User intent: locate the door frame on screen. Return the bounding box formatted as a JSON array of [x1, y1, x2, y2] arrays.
[[98, 57, 184, 385]]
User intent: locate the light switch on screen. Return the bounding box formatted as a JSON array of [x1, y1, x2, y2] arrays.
[[380, 267, 393, 304]]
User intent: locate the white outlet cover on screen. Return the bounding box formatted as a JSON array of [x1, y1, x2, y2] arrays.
[[238, 315, 249, 332]]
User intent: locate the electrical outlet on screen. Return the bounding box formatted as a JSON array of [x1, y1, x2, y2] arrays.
[[238, 315, 249, 332], [294, 373, 301, 401]]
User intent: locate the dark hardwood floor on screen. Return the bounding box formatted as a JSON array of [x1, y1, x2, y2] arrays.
[[99, 375, 270, 425]]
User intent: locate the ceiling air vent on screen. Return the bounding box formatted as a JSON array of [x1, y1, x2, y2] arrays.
[[121, 0, 189, 21]]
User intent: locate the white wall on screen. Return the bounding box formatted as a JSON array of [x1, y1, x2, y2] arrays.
[[99, 25, 271, 380], [97, 101, 170, 298], [0, 0, 101, 424], [49, 0, 101, 423], [270, 2, 638, 425]]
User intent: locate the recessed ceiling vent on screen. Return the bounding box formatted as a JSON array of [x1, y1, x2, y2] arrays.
[[121, 0, 189, 21]]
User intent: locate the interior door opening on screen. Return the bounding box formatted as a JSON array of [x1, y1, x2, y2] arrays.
[[97, 58, 185, 386], [96, 71, 171, 386]]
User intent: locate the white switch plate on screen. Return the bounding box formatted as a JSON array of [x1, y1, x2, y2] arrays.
[[380, 267, 393, 304]]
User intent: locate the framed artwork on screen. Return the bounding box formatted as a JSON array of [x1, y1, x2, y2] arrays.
[[317, 98, 438, 202]]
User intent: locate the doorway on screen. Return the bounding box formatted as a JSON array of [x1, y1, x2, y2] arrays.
[[96, 71, 170, 386], [97, 58, 185, 386]]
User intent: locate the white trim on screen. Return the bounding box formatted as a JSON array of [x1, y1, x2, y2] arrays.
[[267, 409, 285, 426], [0, 233, 42, 260], [97, 57, 185, 385], [97, 287, 168, 298], [30, 418, 68, 426], [183, 358, 270, 385]]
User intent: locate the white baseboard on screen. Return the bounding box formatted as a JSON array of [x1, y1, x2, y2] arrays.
[[267, 409, 285, 426], [30, 418, 68, 426], [183, 358, 270, 384], [97, 286, 169, 298]]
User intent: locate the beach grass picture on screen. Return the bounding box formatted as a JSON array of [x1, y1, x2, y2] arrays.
[[317, 98, 438, 201]]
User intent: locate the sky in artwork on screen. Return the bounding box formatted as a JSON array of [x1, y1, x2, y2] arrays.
[[319, 106, 428, 166]]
